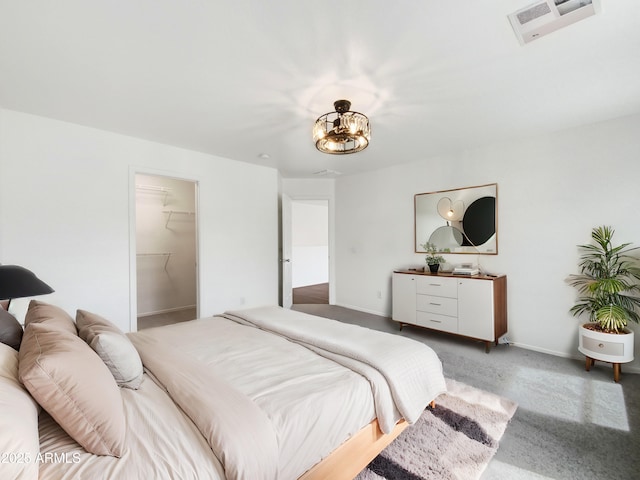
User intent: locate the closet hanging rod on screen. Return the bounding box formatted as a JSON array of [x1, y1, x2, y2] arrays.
[[136, 184, 172, 205], [136, 252, 172, 271], [163, 210, 196, 228], [135, 184, 172, 193], [162, 210, 195, 215]]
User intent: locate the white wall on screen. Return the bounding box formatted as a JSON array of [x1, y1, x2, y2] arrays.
[[334, 113, 640, 372], [0, 109, 279, 332], [135, 174, 197, 316], [0, 109, 4, 263], [292, 200, 328, 287]]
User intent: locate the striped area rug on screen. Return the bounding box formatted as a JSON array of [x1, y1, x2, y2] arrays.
[[356, 379, 517, 480]]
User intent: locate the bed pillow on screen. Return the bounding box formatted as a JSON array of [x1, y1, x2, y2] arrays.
[[76, 309, 143, 389], [0, 342, 40, 480], [18, 322, 125, 457], [0, 308, 23, 351], [23, 300, 77, 335]]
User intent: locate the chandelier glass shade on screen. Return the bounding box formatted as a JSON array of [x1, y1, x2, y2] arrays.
[[313, 100, 370, 154]]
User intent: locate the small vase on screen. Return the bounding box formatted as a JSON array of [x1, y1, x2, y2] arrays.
[[428, 264, 440, 274]]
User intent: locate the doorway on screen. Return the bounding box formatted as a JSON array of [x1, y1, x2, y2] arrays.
[[290, 199, 329, 305], [134, 173, 198, 329]]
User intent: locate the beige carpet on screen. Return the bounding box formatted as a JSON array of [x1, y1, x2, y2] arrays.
[[356, 379, 517, 480]]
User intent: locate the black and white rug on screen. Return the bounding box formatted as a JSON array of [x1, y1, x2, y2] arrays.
[[356, 379, 517, 480]]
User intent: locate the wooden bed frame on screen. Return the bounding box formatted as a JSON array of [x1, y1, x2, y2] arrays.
[[299, 419, 408, 480], [300, 400, 435, 480]]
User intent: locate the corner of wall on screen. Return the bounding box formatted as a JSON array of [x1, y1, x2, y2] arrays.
[[0, 107, 5, 262]]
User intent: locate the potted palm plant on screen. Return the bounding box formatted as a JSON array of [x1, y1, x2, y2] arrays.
[[568, 225, 640, 381], [420, 242, 445, 274]]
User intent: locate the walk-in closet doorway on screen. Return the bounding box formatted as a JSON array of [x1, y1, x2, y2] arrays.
[[132, 173, 199, 330]]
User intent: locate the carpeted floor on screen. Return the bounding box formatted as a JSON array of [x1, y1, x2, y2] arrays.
[[356, 379, 517, 480], [292, 304, 640, 480], [138, 307, 197, 330]]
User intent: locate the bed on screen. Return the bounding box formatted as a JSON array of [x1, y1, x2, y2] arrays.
[[1, 301, 446, 480]]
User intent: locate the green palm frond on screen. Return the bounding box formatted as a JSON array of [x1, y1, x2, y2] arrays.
[[568, 226, 640, 331], [595, 305, 628, 333]]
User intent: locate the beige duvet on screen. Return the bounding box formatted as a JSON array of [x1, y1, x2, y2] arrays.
[[38, 306, 445, 480]]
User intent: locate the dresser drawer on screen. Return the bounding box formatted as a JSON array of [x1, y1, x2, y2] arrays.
[[416, 311, 458, 334], [416, 276, 457, 298], [416, 294, 458, 317]]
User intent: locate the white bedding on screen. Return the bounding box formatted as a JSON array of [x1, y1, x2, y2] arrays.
[[129, 313, 377, 479], [38, 371, 226, 480], [36, 306, 446, 480], [222, 306, 447, 432]]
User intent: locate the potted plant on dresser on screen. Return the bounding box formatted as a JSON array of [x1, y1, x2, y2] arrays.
[[420, 242, 446, 274], [568, 225, 640, 382]]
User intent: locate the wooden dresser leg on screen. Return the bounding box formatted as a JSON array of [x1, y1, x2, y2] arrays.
[[613, 363, 621, 382], [485, 341, 491, 354]]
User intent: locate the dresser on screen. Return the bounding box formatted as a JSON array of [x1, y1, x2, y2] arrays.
[[392, 270, 507, 352]]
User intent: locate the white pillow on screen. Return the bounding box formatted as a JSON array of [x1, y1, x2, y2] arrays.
[[76, 310, 143, 389], [0, 342, 40, 480]]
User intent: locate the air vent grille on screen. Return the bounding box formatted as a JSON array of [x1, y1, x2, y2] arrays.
[[313, 169, 342, 177], [508, 0, 600, 45], [516, 3, 551, 25]]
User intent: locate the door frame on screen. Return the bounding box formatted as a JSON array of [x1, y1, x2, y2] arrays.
[[281, 194, 334, 306], [281, 193, 293, 308], [128, 166, 200, 331]]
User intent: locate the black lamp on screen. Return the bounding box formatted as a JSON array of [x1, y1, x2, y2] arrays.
[[0, 265, 54, 305], [0, 265, 54, 351]]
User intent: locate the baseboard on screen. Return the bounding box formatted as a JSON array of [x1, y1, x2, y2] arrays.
[[138, 304, 197, 318], [509, 341, 576, 359], [331, 304, 640, 375], [511, 341, 640, 374]]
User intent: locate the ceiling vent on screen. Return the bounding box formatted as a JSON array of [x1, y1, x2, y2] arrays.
[[508, 0, 600, 45], [313, 169, 342, 177]]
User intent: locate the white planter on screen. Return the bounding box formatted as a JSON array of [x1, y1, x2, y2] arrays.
[[578, 324, 635, 364]]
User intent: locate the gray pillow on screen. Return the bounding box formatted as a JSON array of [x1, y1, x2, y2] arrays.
[[0, 309, 23, 351], [76, 310, 144, 389]]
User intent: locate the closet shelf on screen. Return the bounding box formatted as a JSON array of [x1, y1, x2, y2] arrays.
[[136, 252, 172, 270], [163, 210, 195, 228], [136, 184, 172, 205]]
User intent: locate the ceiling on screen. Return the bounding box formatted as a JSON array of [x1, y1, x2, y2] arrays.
[[1, 1, 639, 178]]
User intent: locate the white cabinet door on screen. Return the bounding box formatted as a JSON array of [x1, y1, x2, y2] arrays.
[[392, 273, 416, 324], [457, 278, 494, 340]]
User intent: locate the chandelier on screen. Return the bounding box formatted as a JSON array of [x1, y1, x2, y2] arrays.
[[313, 99, 370, 154]]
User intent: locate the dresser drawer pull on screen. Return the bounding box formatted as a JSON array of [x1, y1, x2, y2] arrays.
[[598, 343, 604, 348], [429, 319, 442, 324], [429, 302, 441, 306]]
